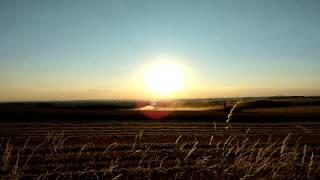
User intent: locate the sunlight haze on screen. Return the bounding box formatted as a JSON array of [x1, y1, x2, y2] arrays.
[[1, 0, 320, 101]]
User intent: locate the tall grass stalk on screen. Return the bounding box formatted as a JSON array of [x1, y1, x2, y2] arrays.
[[226, 101, 242, 123], [2, 140, 12, 172], [308, 152, 314, 178], [175, 135, 182, 144]]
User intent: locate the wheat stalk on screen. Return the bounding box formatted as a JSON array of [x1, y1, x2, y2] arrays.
[[302, 144, 307, 165], [184, 140, 198, 161], [11, 150, 21, 180], [280, 134, 291, 156], [308, 152, 314, 178], [139, 130, 144, 141], [103, 142, 119, 155], [2, 139, 12, 172], [209, 134, 214, 146], [112, 174, 122, 180], [175, 135, 182, 144], [226, 101, 242, 123], [159, 156, 168, 168]]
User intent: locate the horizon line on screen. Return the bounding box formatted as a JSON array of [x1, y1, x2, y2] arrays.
[[1, 95, 320, 103]]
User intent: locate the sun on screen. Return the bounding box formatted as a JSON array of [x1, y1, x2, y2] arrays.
[[144, 63, 183, 96]]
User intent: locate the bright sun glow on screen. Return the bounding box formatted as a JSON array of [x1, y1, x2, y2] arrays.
[[144, 63, 183, 96]]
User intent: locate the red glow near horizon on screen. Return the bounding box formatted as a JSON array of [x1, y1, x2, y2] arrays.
[[136, 101, 171, 120], [141, 110, 170, 120]]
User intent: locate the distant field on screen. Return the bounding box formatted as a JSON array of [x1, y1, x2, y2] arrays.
[[242, 106, 320, 113], [0, 122, 320, 179]]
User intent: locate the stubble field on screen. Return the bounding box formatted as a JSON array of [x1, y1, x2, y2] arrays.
[[1, 121, 320, 179]]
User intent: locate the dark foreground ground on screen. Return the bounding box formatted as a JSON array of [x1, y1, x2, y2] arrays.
[[0, 120, 320, 179], [1, 107, 320, 123]]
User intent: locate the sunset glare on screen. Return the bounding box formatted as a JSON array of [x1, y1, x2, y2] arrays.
[[144, 63, 183, 96]]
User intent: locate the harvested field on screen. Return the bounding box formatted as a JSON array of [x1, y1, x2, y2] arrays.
[[1, 122, 320, 179]]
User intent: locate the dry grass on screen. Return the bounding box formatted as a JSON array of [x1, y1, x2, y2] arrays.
[[1, 131, 319, 179], [0, 123, 319, 179]]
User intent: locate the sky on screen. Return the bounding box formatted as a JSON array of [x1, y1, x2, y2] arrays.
[[0, 0, 320, 101]]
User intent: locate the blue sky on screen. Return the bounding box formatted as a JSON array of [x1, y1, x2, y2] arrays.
[[0, 0, 320, 101]]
